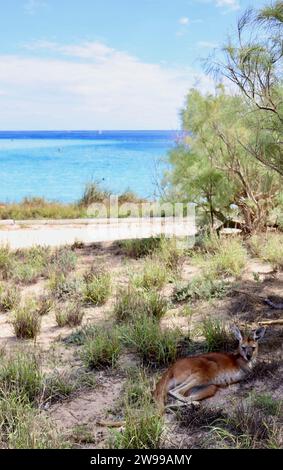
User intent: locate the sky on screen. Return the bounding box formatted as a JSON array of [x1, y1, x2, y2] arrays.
[[0, 0, 267, 130]]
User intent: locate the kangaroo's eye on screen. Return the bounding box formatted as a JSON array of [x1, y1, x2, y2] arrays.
[[242, 346, 246, 350], [252, 347, 256, 350]]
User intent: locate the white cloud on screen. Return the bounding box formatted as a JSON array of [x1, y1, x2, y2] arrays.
[[179, 17, 189, 25], [215, 0, 240, 11], [24, 0, 47, 15], [0, 41, 215, 129]]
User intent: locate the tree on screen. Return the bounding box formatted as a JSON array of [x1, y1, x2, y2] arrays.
[[164, 88, 281, 232], [208, 1, 283, 176]]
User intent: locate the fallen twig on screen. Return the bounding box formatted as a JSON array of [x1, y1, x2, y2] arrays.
[[258, 319, 283, 326]]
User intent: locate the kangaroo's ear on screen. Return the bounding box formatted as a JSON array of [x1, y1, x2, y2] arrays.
[[253, 327, 266, 342], [230, 325, 243, 341]]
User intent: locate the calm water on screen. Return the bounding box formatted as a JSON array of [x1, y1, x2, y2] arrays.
[[0, 131, 178, 203]]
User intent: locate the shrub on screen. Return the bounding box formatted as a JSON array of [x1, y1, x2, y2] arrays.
[[11, 301, 41, 339], [210, 401, 282, 448], [64, 324, 97, 345], [249, 233, 283, 270], [46, 247, 77, 277], [13, 246, 50, 284], [209, 238, 247, 277], [123, 315, 182, 367], [0, 391, 69, 448], [0, 246, 14, 280], [111, 405, 164, 449], [0, 352, 43, 403], [80, 326, 121, 369], [199, 318, 234, 352], [118, 237, 163, 258], [43, 370, 76, 403], [157, 237, 185, 274], [133, 258, 168, 290], [83, 266, 111, 305], [49, 273, 83, 300], [251, 393, 282, 417], [0, 284, 21, 312], [55, 301, 84, 327], [114, 286, 168, 322], [78, 181, 111, 207], [173, 275, 230, 303], [35, 294, 53, 316]]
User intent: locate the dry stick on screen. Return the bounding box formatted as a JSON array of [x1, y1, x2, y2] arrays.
[[96, 419, 126, 428], [258, 319, 283, 326]]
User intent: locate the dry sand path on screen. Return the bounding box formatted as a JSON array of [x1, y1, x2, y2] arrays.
[[0, 217, 195, 249]]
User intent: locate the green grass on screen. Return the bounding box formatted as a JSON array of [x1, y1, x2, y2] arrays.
[[0, 246, 14, 280], [80, 326, 121, 369], [46, 246, 77, 277], [118, 237, 164, 258], [209, 401, 282, 449], [55, 301, 84, 327], [83, 266, 111, 305], [35, 293, 53, 316], [194, 236, 247, 277], [49, 273, 83, 300], [0, 352, 43, 403], [111, 405, 164, 449], [0, 391, 69, 449], [251, 393, 282, 417], [114, 285, 168, 322], [110, 367, 163, 449], [0, 284, 21, 312], [248, 233, 283, 270], [198, 317, 234, 352], [132, 258, 169, 290], [173, 274, 230, 303], [0, 197, 85, 220], [123, 314, 182, 367], [11, 300, 41, 339]]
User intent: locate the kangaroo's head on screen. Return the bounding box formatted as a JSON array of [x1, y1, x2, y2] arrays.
[[231, 325, 266, 362]]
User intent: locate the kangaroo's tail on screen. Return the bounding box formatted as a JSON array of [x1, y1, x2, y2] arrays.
[[152, 369, 172, 413]]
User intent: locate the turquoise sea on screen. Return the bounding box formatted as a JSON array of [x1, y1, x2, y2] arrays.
[[0, 131, 178, 203]]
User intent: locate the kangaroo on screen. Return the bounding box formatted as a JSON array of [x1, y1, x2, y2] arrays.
[[153, 325, 266, 412]]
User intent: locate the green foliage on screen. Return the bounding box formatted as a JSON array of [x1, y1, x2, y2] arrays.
[[0, 352, 43, 403], [55, 301, 84, 327], [173, 275, 230, 303], [49, 274, 83, 300], [123, 314, 182, 367], [114, 285, 168, 322], [164, 86, 281, 232], [83, 266, 111, 305], [0, 284, 21, 312], [248, 232, 283, 269], [0, 392, 69, 448], [119, 237, 164, 258], [199, 318, 234, 352], [11, 300, 41, 339], [132, 258, 168, 290], [111, 405, 164, 449], [80, 326, 121, 369]]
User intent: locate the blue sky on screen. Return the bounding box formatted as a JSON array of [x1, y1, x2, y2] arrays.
[[0, 0, 267, 130]]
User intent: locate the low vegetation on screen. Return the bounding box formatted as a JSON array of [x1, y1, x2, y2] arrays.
[[83, 266, 111, 305], [11, 300, 41, 339], [123, 314, 182, 367], [114, 285, 168, 322], [55, 301, 84, 327], [80, 326, 121, 369]]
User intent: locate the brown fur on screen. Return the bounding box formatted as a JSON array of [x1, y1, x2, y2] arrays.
[[153, 326, 266, 412]]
